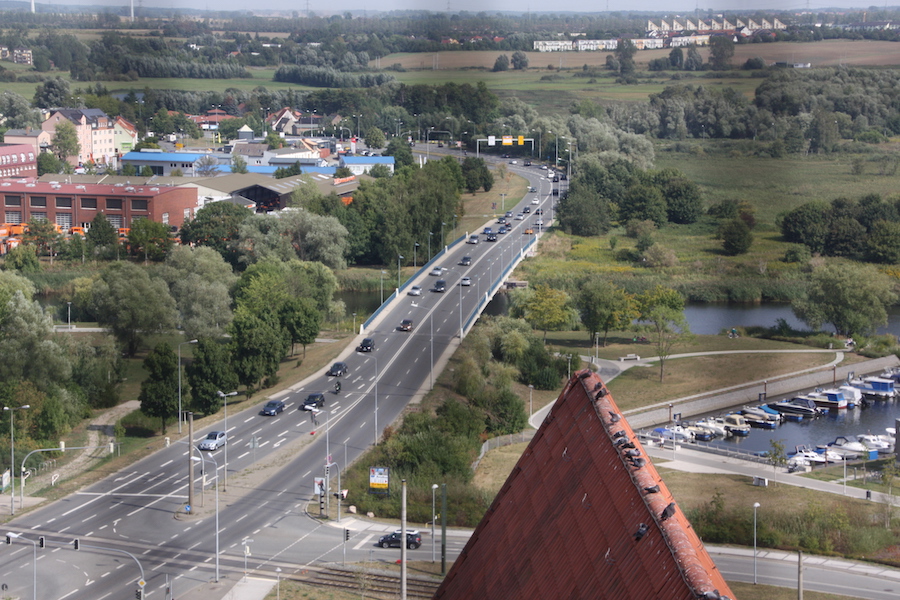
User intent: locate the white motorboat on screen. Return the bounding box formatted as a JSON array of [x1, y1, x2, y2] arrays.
[[857, 434, 894, 454], [822, 436, 867, 454], [653, 425, 693, 442], [847, 375, 896, 400], [804, 388, 849, 410], [720, 414, 750, 436], [683, 424, 716, 441], [695, 418, 729, 438]]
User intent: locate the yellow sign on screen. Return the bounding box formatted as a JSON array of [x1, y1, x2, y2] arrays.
[[518, 135, 524, 145], [502, 135, 513, 146]]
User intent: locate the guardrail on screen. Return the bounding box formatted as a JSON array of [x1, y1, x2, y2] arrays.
[[472, 429, 537, 471], [638, 431, 774, 466]]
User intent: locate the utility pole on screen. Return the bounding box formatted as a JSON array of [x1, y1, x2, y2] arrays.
[[187, 412, 195, 514], [401, 479, 408, 600]]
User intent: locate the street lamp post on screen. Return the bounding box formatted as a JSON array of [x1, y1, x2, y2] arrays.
[[528, 384, 534, 417], [352, 313, 357, 336], [217, 390, 237, 490], [397, 255, 404, 289], [753, 502, 760, 584], [242, 537, 254, 580], [5, 404, 29, 515], [380, 270, 386, 304], [431, 484, 439, 562], [414, 242, 420, 268], [428, 232, 433, 262], [67, 301, 72, 330], [440, 222, 446, 248], [276, 567, 282, 600], [178, 339, 198, 434], [192, 454, 219, 582], [5, 532, 36, 600]]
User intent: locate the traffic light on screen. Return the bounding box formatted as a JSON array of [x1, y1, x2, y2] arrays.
[[344, 529, 350, 541], [135, 588, 142, 599], [73, 539, 80, 550], [39, 536, 45, 548], [5, 535, 10, 544]]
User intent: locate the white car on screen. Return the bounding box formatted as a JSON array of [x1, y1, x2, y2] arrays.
[[467, 235, 479, 245], [429, 266, 444, 276], [535, 219, 544, 227], [461, 276, 471, 286], [531, 198, 540, 204], [515, 213, 524, 220], [408, 285, 422, 296], [198, 431, 226, 451]]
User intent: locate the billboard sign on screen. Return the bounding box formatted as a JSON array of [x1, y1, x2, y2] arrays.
[[369, 466, 389, 495]]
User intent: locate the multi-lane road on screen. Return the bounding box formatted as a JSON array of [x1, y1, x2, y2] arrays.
[[1, 162, 557, 600]]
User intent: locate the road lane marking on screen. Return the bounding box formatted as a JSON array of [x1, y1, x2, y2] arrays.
[[237, 451, 249, 460], [251, 428, 262, 435], [243, 416, 254, 423], [259, 440, 270, 448], [359, 421, 367, 428], [278, 430, 288, 437], [302, 470, 310, 477], [353, 534, 374, 550], [159, 459, 173, 468]]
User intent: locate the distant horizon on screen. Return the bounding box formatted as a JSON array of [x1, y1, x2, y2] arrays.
[[1, 0, 894, 16]]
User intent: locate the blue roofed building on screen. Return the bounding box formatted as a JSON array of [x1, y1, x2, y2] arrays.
[[120, 150, 217, 176], [339, 155, 395, 176]]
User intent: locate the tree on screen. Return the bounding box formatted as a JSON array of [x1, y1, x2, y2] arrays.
[[668, 47, 684, 70], [492, 54, 510, 72], [720, 218, 753, 255], [264, 131, 283, 150], [461, 157, 493, 193], [186, 339, 239, 416], [383, 137, 414, 169], [865, 220, 900, 264], [85, 213, 118, 260], [37, 153, 63, 176], [229, 306, 289, 391], [768, 439, 788, 478], [128, 219, 173, 263], [619, 184, 667, 226], [511, 51, 529, 70], [708, 36, 735, 70], [23, 219, 61, 261], [792, 263, 897, 337], [368, 163, 391, 178], [52, 120, 80, 164], [0, 291, 71, 390], [231, 154, 248, 174], [280, 297, 321, 356], [577, 280, 637, 347], [684, 46, 704, 71], [33, 77, 71, 109], [195, 155, 220, 177], [519, 284, 575, 342], [364, 127, 385, 150], [138, 343, 178, 434], [3, 245, 40, 273], [140, 166, 154, 177], [637, 286, 690, 382], [0, 91, 40, 129], [179, 201, 253, 268], [614, 39, 637, 74], [90, 262, 178, 356]]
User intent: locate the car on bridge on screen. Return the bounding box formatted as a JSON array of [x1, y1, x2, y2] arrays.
[[459, 256, 472, 266], [356, 338, 374, 352], [378, 530, 422, 550], [408, 285, 422, 296], [198, 431, 226, 451], [327, 362, 349, 377], [260, 400, 285, 416], [399, 319, 414, 332], [433, 279, 447, 292], [302, 393, 325, 410]]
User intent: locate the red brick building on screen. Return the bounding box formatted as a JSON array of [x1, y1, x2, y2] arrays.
[[0, 178, 197, 231]]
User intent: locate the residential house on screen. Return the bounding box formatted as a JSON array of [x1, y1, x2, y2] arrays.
[[12, 47, 32, 65], [41, 109, 116, 167], [2, 128, 52, 159], [0, 144, 38, 179], [339, 156, 395, 176], [113, 116, 139, 156]]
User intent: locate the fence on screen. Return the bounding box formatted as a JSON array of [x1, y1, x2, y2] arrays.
[[472, 429, 537, 471]]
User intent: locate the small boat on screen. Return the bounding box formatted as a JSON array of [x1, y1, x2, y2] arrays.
[[804, 388, 849, 410], [838, 385, 863, 408], [768, 397, 821, 417], [742, 405, 782, 423], [823, 435, 868, 454], [791, 447, 834, 464], [720, 414, 750, 437], [847, 375, 896, 400], [857, 434, 894, 454], [683, 424, 716, 442], [759, 404, 783, 418], [695, 418, 730, 438], [745, 416, 778, 429], [653, 425, 692, 442], [816, 447, 847, 462]]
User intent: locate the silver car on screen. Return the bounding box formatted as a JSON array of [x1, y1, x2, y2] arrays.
[[198, 431, 226, 451], [408, 285, 422, 296]]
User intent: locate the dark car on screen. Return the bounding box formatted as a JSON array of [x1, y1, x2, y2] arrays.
[[459, 256, 472, 266], [378, 530, 422, 549], [485, 233, 497, 242], [496, 217, 507, 225], [523, 206, 531, 214], [302, 393, 325, 410], [399, 319, 413, 332], [357, 338, 374, 352], [535, 208, 544, 215], [433, 279, 447, 292], [327, 362, 349, 377], [260, 399, 285, 416]]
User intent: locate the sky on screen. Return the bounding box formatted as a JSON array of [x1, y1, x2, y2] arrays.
[[36, 0, 891, 14]]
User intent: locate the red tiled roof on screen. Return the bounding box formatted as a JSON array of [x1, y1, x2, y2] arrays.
[[433, 369, 735, 600]]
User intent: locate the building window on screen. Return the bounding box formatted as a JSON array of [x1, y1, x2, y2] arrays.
[[107, 215, 123, 228], [56, 213, 72, 228], [30, 196, 47, 208], [106, 198, 123, 210], [131, 199, 148, 211], [81, 197, 97, 209], [56, 197, 72, 208], [162, 212, 169, 224], [5, 211, 22, 223], [4, 195, 21, 207], [31, 212, 47, 221]]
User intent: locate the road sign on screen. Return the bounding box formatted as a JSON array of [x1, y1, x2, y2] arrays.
[[314, 477, 325, 495], [138, 579, 146, 588]]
